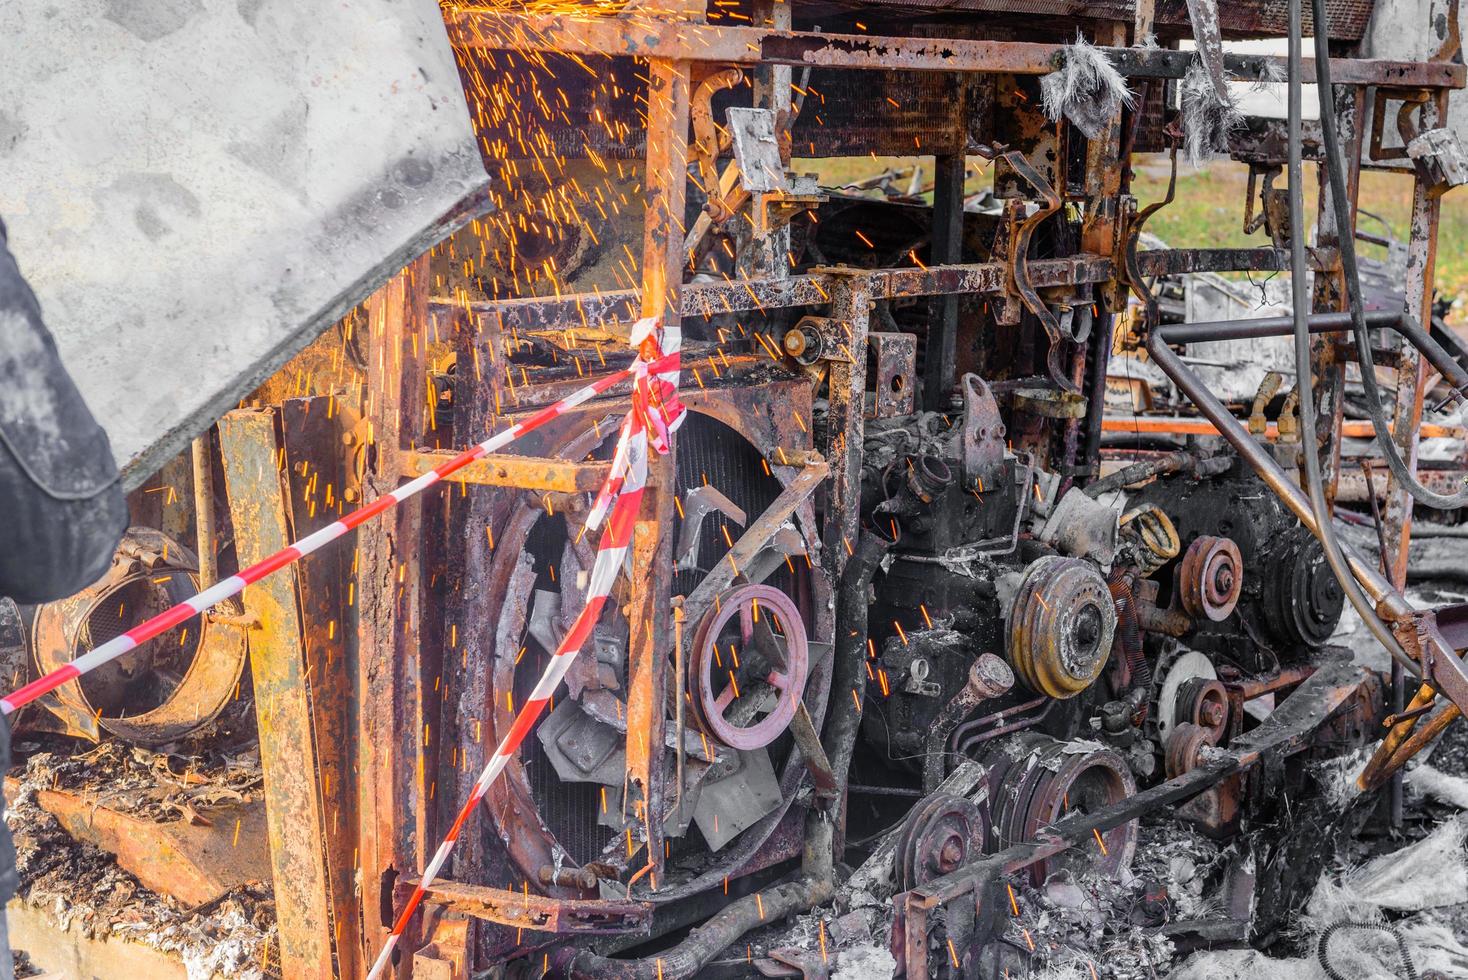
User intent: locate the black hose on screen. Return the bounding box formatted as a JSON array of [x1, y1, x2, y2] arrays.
[[1288, 0, 1416, 674], [1312, 0, 1468, 510], [825, 532, 893, 790]]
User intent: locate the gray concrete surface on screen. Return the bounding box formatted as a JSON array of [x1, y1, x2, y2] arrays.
[[0, 0, 489, 487]]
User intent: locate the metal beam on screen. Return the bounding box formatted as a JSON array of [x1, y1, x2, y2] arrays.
[[218, 407, 336, 979], [407, 450, 612, 492], [447, 12, 1466, 88]]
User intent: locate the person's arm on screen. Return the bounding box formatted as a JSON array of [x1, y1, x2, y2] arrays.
[[0, 219, 127, 604]]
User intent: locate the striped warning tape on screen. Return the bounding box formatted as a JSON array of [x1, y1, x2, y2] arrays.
[[365, 317, 682, 977], [0, 340, 674, 718]]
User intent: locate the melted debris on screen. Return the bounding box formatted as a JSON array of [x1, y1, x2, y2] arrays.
[[5, 740, 276, 979], [13, 737, 263, 824]]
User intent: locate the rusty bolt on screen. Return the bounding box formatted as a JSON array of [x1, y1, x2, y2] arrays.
[[343, 487, 359, 503], [342, 432, 355, 446], [938, 837, 964, 869], [1200, 701, 1226, 727]]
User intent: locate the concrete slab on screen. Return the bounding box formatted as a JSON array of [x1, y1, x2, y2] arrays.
[[0, 0, 489, 487]]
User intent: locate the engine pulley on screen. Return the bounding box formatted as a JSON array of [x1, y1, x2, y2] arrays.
[[1007, 556, 1117, 699], [1178, 535, 1243, 622], [896, 793, 988, 891]]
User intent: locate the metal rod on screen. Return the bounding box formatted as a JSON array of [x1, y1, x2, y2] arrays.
[[1144, 327, 1421, 677], [191, 431, 218, 588]]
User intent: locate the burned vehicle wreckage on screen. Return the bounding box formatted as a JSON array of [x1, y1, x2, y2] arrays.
[[10, 0, 1468, 977]]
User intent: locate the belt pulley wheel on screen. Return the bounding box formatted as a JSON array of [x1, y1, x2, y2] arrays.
[[1177, 676, 1229, 742], [896, 793, 988, 892], [1007, 556, 1117, 699], [1178, 535, 1243, 622], [1164, 722, 1214, 779], [987, 735, 1138, 886], [689, 584, 809, 751]]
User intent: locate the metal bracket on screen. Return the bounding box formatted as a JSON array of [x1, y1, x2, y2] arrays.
[[1002, 150, 1076, 393]]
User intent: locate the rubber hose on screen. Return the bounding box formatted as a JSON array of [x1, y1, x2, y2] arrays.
[[1312, 0, 1468, 510], [1288, 0, 1417, 673]]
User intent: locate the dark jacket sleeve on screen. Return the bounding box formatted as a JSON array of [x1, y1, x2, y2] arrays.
[[0, 219, 128, 604]]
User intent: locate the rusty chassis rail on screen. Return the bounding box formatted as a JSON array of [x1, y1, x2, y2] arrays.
[[432, 249, 1287, 336], [446, 12, 1465, 90]]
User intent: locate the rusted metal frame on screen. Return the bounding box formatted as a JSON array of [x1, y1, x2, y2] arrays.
[[922, 151, 967, 411], [893, 659, 1371, 976], [417, 879, 652, 935], [819, 274, 872, 586], [281, 396, 363, 977], [436, 257, 1113, 336], [357, 256, 434, 974], [1131, 247, 1289, 277], [622, 56, 691, 886], [447, 12, 1467, 89], [406, 449, 612, 493], [1310, 85, 1366, 507], [218, 407, 336, 979], [1382, 90, 1447, 589]]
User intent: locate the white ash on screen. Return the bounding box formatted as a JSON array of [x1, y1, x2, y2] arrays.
[[831, 941, 897, 980], [1004, 866, 1175, 979], [1407, 761, 1468, 809], [1041, 33, 1135, 140]]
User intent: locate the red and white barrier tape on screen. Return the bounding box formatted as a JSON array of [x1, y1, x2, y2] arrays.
[[0, 343, 676, 718], [365, 317, 682, 978], [2, 314, 681, 978]]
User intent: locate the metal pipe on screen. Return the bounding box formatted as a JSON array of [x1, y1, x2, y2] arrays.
[[1160, 310, 1468, 392], [190, 432, 218, 587], [1144, 330, 1420, 676]]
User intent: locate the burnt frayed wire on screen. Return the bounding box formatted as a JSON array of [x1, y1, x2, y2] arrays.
[[1180, 58, 1243, 167], [1040, 32, 1135, 140]]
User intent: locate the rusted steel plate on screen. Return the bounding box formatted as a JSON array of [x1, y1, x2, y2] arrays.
[[407, 450, 612, 492], [418, 880, 652, 934], [449, 12, 1465, 88], [9, 777, 270, 908], [218, 408, 335, 979]]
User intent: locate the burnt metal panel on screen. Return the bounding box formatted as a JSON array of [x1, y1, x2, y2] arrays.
[[1154, 0, 1377, 39]]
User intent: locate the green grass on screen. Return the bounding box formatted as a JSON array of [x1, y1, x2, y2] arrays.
[[795, 153, 1468, 305]]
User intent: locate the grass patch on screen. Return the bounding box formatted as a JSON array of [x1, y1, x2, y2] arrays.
[[795, 153, 1468, 304]]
